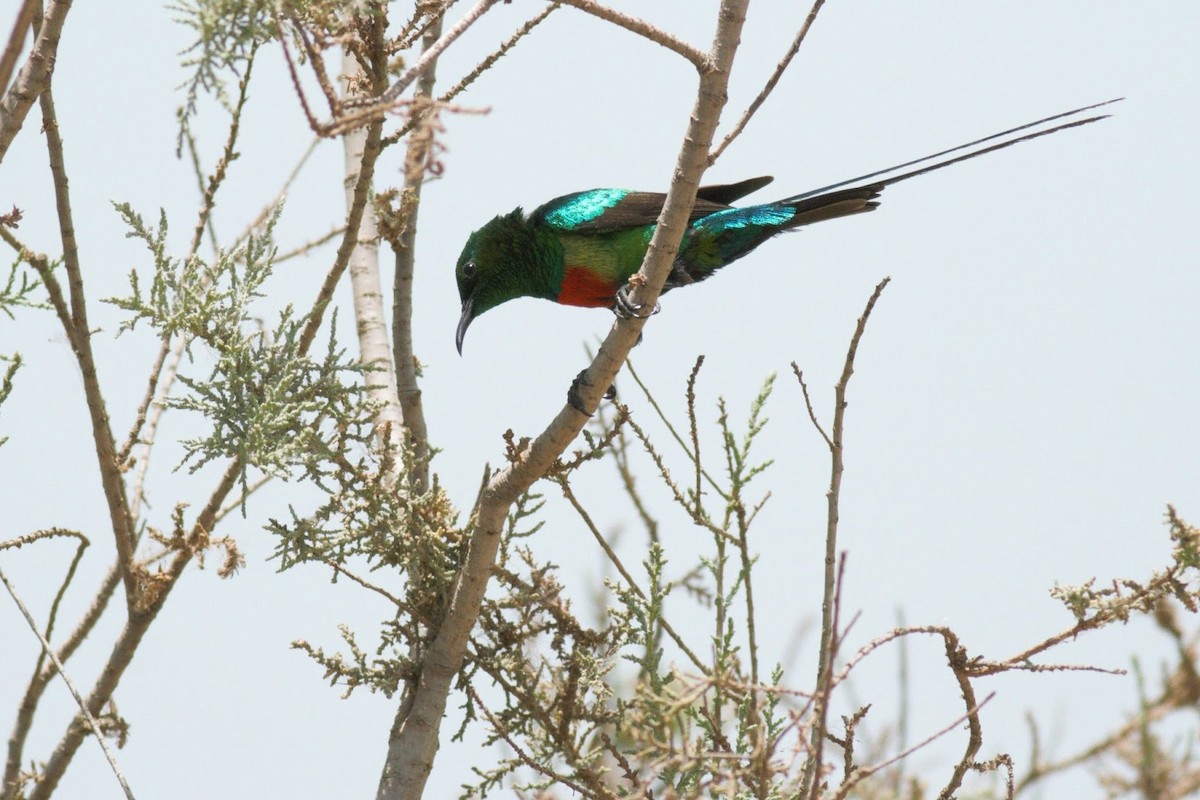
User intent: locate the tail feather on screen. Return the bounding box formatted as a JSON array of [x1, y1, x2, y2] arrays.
[[785, 185, 881, 227], [672, 99, 1120, 288], [786, 98, 1122, 203]]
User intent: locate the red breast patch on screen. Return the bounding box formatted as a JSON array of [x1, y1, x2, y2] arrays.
[[557, 266, 618, 308]]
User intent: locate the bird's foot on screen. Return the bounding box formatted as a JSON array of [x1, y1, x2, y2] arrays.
[[613, 285, 661, 320], [568, 368, 616, 416]]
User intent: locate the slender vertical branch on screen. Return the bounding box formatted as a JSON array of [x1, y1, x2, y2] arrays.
[[799, 277, 890, 795], [390, 15, 444, 493], [38, 78, 138, 605], [341, 42, 405, 470]]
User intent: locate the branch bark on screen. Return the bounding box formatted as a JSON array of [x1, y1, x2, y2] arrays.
[[390, 16, 443, 493], [342, 46, 405, 471], [373, 2, 751, 797], [377, 0, 499, 106], [37, 71, 138, 610], [0, 0, 72, 162]]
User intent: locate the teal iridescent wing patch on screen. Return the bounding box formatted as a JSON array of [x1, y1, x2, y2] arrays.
[[697, 204, 796, 232], [537, 189, 633, 230]]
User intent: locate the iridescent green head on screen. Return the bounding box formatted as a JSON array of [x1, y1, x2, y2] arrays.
[[455, 209, 558, 354]]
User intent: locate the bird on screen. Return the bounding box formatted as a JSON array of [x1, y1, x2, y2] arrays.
[[454, 99, 1119, 411]]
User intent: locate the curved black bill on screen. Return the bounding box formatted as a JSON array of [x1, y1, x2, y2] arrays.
[[456, 297, 474, 355]]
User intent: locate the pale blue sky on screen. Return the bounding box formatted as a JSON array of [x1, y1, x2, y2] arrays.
[[2, 2, 1198, 797]]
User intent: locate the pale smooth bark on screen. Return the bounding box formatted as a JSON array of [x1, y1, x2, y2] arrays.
[[342, 50, 405, 467]]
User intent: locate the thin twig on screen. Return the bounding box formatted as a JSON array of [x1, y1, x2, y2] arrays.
[[116, 342, 166, 466], [379, 0, 501, 105], [556, 0, 707, 68], [237, 136, 321, 247], [187, 47, 256, 257], [275, 10, 322, 133], [324, 560, 402, 607], [381, 3, 560, 149], [710, 0, 827, 164], [802, 278, 890, 796], [179, 121, 220, 255], [625, 356, 726, 499], [1, 568, 136, 800], [274, 224, 345, 264], [37, 75, 139, 606], [791, 364, 832, 449], [555, 474, 707, 673], [834, 692, 997, 800], [390, 14, 443, 492]]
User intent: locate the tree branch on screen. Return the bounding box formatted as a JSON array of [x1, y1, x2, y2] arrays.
[[341, 44, 405, 474], [377, 0, 500, 106], [389, 15, 444, 493], [557, 0, 707, 68], [38, 77, 139, 606], [0, 0, 72, 162], [373, 3, 751, 797], [1, 568, 135, 800], [800, 277, 890, 796], [0, 0, 39, 98], [710, 0, 827, 164]]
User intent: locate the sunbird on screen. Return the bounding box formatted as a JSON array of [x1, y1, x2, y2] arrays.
[[454, 99, 1119, 409]]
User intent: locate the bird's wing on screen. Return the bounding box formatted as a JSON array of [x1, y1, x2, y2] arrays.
[[696, 176, 773, 205], [534, 176, 774, 234]]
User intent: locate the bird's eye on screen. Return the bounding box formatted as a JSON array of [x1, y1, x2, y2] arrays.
[[462, 261, 478, 280]]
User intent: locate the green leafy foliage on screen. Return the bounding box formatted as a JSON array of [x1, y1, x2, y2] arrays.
[[0, 259, 48, 319], [107, 204, 375, 493], [171, 0, 275, 122]]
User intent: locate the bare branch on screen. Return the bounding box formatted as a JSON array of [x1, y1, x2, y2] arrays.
[[388, 15, 445, 493], [1, 567, 135, 800], [710, 0, 827, 164], [36, 79, 140, 606], [557, 0, 707, 68], [801, 277, 890, 795], [791, 363, 833, 449], [0, 0, 72, 162], [0, 0, 39, 98], [378, 0, 501, 106]]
